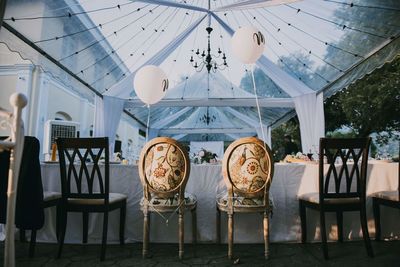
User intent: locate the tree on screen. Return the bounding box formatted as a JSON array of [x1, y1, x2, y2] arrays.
[[325, 56, 400, 143], [271, 117, 301, 161]]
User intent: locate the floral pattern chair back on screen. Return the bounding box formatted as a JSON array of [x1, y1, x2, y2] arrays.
[[139, 137, 190, 197], [223, 137, 273, 197]]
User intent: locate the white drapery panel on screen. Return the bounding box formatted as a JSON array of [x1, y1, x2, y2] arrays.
[[213, 0, 300, 12], [294, 92, 325, 154], [105, 15, 206, 98], [94, 95, 125, 152], [256, 126, 272, 147]]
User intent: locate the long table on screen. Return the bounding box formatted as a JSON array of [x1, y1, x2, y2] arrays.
[[37, 162, 399, 244]]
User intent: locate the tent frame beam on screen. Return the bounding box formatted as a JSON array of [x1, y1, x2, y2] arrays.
[[160, 128, 257, 135], [125, 98, 294, 108]]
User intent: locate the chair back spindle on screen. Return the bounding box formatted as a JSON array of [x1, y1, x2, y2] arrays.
[[57, 137, 109, 205], [318, 137, 371, 203]]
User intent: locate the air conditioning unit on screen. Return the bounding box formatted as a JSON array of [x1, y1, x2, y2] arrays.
[[43, 120, 80, 159]]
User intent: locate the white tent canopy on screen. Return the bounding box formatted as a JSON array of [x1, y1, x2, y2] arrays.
[[2, 0, 399, 152]]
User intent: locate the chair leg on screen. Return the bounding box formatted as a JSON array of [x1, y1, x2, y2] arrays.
[[29, 230, 37, 258], [20, 229, 26, 242], [178, 209, 184, 260], [100, 211, 109, 261], [320, 211, 328, 260], [336, 211, 343, 242], [263, 211, 270, 260], [142, 211, 150, 259], [56, 205, 61, 241], [299, 201, 307, 243], [216, 207, 221, 244], [57, 210, 67, 259], [372, 199, 381, 241], [191, 208, 197, 244], [83, 212, 89, 244], [228, 213, 234, 260], [120, 202, 126, 245], [360, 206, 374, 257]]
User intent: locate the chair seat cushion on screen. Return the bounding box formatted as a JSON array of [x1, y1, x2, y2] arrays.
[[298, 192, 360, 205], [140, 192, 197, 208], [68, 193, 127, 205], [372, 191, 399, 202], [217, 194, 266, 208], [43, 191, 61, 202]]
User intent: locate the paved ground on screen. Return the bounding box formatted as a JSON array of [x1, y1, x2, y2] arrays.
[[1, 240, 399, 266]]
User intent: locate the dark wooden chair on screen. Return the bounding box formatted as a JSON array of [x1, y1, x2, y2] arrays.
[[216, 137, 274, 260], [372, 152, 400, 240], [17, 137, 62, 258], [56, 137, 127, 261], [298, 137, 373, 259], [1, 135, 61, 258], [138, 137, 196, 259]]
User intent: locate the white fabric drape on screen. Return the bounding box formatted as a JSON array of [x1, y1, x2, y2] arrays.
[[105, 15, 206, 98], [294, 92, 325, 154], [213, 0, 300, 12], [256, 126, 272, 147], [94, 95, 125, 152]]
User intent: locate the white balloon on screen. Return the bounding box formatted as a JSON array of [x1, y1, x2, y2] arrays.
[[133, 65, 169, 105], [231, 26, 266, 64]]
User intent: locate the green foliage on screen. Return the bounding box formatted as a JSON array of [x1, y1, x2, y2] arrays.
[[325, 56, 400, 142], [271, 117, 301, 161]]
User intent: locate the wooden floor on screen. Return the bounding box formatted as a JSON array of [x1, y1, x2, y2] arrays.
[[1, 240, 399, 266]]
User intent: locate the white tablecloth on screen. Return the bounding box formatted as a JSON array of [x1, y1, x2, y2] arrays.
[[37, 162, 399, 244]]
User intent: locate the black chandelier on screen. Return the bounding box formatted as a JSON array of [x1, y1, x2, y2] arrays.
[[199, 107, 216, 125], [190, 27, 227, 73]]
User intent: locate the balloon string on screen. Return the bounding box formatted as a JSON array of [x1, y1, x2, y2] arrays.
[[250, 64, 266, 144], [146, 104, 151, 142]]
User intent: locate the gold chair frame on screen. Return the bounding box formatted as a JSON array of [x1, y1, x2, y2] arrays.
[[216, 137, 274, 260], [138, 137, 196, 259]]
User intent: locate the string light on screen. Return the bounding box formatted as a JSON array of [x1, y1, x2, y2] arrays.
[[285, 4, 389, 39]]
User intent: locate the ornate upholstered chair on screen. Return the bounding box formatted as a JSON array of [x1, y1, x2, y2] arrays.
[[56, 137, 127, 261], [216, 137, 274, 260], [372, 150, 400, 240], [298, 137, 373, 259], [138, 137, 196, 259]]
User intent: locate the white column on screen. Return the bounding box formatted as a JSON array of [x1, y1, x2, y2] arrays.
[[35, 73, 50, 158], [15, 64, 34, 134]]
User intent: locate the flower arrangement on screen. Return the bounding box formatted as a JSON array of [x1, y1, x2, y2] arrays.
[[193, 148, 217, 164]]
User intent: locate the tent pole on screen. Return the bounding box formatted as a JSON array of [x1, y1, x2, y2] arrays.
[[0, 0, 7, 31]]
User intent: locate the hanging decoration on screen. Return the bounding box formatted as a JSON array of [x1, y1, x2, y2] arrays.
[[231, 25, 265, 64], [190, 27, 228, 73], [231, 26, 267, 143], [133, 65, 169, 105]]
